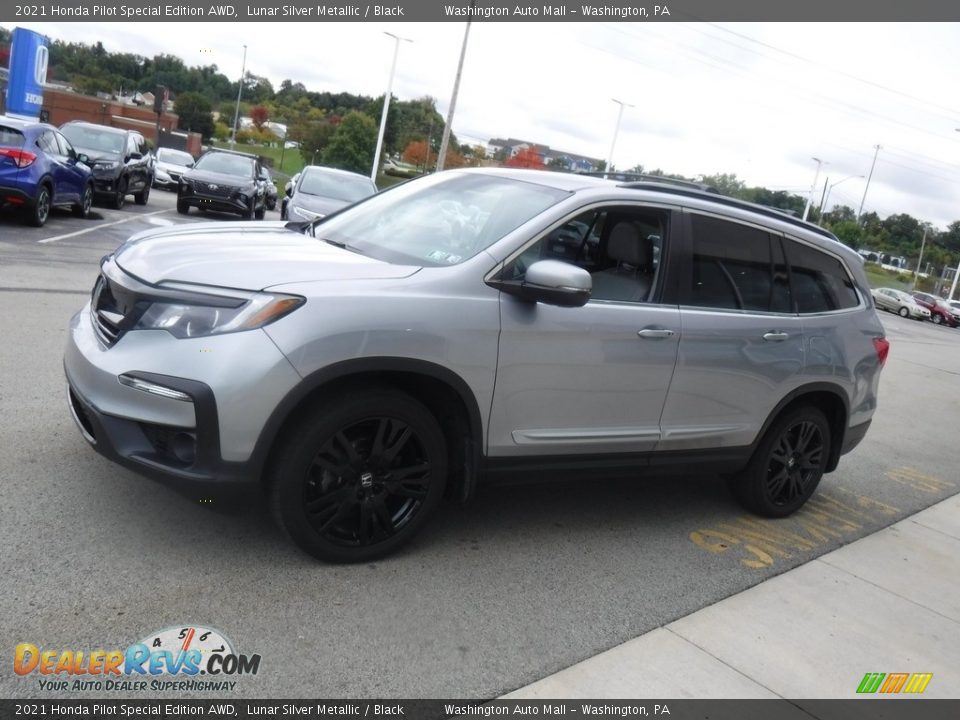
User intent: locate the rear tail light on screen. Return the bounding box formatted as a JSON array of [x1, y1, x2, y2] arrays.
[[873, 337, 890, 368], [0, 148, 37, 168]]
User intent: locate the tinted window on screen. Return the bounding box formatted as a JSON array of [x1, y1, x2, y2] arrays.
[[194, 152, 256, 178], [0, 125, 25, 146], [36, 131, 59, 155], [784, 239, 859, 313], [686, 215, 789, 312], [54, 131, 74, 157]]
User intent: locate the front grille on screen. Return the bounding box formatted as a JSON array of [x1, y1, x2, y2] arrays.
[[90, 267, 147, 348], [194, 181, 234, 198]]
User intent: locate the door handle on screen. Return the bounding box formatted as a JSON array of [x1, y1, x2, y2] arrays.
[[637, 328, 675, 339], [763, 331, 790, 342]]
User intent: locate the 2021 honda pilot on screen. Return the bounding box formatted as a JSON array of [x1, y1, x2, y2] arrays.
[[64, 169, 888, 562]]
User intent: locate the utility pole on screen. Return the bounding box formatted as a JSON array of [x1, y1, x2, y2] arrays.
[[857, 144, 881, 223], [912, 227, 928, 291], [230, 44, 247, 149], [802, 157, 825, 221], [948, 262, 960, 301], [817, 175, 829, 220], [436, 19, 472, 172]]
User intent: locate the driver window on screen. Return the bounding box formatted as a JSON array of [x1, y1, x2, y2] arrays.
[[503, 207, 667, 304]]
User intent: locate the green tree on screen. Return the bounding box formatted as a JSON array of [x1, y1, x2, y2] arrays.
[[321, 111, 377, 173], [699, 172, 747, 197], [173, 91, 215, 139]]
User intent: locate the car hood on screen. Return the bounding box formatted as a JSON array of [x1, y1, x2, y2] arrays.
[[156, 160, 190, 173], [114, 221, 420, 290], [183, 168, 256, 187], [289, 192, 350, 217]]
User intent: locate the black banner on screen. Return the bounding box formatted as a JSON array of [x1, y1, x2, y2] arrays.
[[1, 700, 959, 720]]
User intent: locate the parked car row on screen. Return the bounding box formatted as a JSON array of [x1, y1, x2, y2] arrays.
[[871, 287, 960, 327]]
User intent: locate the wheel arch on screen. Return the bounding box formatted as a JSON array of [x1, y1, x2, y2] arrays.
[[252, 357, 485, 503], [754, 383, 850, 473]]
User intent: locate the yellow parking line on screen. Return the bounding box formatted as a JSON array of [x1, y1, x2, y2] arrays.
[[37, 209, 170, 244]]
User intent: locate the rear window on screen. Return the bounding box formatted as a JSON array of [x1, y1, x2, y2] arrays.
[[0, 126, 25, 147], [784, 239, 860, 313]]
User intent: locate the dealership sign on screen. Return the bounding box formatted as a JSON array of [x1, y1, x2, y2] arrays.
[[5, 27, 49, 119]]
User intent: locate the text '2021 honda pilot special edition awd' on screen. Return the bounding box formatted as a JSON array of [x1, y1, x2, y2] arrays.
[[64, 169, 889, 562]]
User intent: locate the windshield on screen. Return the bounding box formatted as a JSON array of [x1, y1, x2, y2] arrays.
[[158, 148, 193, 165], [60, 125, 125, 155], [299, 168, 376, 203], [194, 152, 255, 178], [314, 172, 569, 267]]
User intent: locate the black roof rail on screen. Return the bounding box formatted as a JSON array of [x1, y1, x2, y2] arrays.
[[615, 182, 840, 242], [580, 171, 720, 193]]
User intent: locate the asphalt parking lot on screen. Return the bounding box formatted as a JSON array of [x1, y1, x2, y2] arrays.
[[1, 193, 958, 699]]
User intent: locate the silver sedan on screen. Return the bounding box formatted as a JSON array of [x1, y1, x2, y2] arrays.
[[872, 287, 931, 319]]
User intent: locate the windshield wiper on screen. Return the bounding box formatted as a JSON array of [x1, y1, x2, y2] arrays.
[[319, 237, 366, 256]]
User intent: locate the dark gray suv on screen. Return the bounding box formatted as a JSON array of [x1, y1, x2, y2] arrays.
[[64, 169, 889, 562]]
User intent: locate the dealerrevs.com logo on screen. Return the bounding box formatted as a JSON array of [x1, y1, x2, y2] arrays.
[[14, 625, 261, 692]]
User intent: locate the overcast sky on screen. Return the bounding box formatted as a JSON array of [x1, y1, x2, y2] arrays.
[[14, 20, 960, 229]]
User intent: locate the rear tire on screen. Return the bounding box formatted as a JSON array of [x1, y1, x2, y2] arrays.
[[933, 313, 943, 325], [269, 387, 448, 563], [730, 405, 831, 518], [27, 184, 51, 227]]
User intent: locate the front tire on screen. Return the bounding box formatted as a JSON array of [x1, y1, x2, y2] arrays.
[[730, 405, 831, 518], [134, 181, 150, 206], [269, 388, 448, 563], [111, 178, 127, 209], [72, 183, 94, 218], [898, 307, 909, 318], [176, 198, 190, 215]]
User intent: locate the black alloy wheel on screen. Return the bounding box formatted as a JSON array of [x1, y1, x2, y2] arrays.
[[271, 388, 447, 562], [731, 405, 831, 518]]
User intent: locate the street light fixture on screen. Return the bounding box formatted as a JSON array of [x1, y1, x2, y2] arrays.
[[230, 44, 247, 149], [605, 98, 633, 176], [371, 32, 413, 182]]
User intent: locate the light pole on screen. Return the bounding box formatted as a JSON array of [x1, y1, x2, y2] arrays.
[[857, 144, 882, 223], [912, 227, 929, 291], [230, 44, 247, 149], [819, 174, 863, 216], [436, 20, 472, 172], [802, 157, 825, 221], [371, 32, 413, 182], [605, 99, 633, 176]]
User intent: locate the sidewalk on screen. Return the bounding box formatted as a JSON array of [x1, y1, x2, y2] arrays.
[[504, 494, 960, 699]]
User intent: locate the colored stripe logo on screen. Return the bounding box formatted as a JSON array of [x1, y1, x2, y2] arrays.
[[857, 672, 933, 694]]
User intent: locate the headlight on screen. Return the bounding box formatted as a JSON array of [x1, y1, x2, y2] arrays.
[[155, 168, 171, 181], [134, 290, 305, 339], [94, 161, 120, 171], [290, 204, 322, 221]]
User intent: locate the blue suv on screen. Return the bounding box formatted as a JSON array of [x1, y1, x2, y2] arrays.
[[0, 115, 94, 227]]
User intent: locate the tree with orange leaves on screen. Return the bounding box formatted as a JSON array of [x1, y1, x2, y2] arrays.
[[504, 146, 544, 169]]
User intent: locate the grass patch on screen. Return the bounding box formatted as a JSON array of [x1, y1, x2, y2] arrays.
[[864, 264, 914, 291]]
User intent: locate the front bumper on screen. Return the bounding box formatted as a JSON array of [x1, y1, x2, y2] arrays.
[[63, 304, 302, 492]]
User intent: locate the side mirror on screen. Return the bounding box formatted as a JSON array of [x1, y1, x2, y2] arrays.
[[76, 152, 89, 164], [487, 260, 592, 308], [127, 152, 143, 161], [285, 186, 293, 197], [187, 161, 195, 168]]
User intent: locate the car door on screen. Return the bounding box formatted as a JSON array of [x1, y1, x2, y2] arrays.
[[53, 131, 87, 201], [37, 130, 75, 204], [658, 210, 804, 453], [125, 134, 144, 191], [487, 204, 682, 457]]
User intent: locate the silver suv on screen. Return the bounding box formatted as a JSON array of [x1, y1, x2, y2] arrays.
[[64, 169, 889, 562]]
